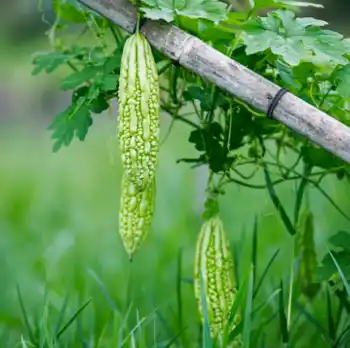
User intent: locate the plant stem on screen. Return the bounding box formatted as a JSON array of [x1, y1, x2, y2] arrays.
[[109, 23, 122, 45]]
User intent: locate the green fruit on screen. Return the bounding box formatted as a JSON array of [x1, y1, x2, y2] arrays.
[[119, 174, 156, 259], [194, 215, 240, 338], [295, 208, 320, 298], [118, 33, 160, 191]]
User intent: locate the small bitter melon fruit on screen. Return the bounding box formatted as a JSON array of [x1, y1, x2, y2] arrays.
[[194, 215, 240, 339], [295, 207, 320, 298], [118, 33, 160, 191]]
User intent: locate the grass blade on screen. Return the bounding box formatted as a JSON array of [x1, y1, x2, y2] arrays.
[[278, 280, 289, 343], [335, 323, 350, 347], [234, 226, 247, 291], [252, 312, 278, 346], [294, 300, 329, 339], [155, 310, 180, 347], [226, 271, 250, 344], [176, 248, 183, 331], [252, 289, 281, 318], [20, 335, 30, 348], [54, 291, 70, 337], [264, 166, 296, 236], [16, 284, 36, 345], [88, 269, 119, 311], [309, 180, 350, 223], [118, 302, 134, 347], [119, 307, 160, 347], [326, 286, 336, 342], [242, 267, 254, 348], [330, 280, 350, 314], [228, 322, 243, 344], [162, 331, 185, 348], [228, 268, 250, 326], [253, 249, 280, 298], [56, 298, 92, 339], [252, 216, 258, 287]]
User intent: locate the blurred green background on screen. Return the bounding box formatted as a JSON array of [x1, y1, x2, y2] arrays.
[[1, 0, 350, 346]]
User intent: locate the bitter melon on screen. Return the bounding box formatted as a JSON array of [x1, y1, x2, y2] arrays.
[[119, 173, 156, 259], [194, 215, 240, 339], [295, 207, 320, 298], [118, 33, 160, 191]]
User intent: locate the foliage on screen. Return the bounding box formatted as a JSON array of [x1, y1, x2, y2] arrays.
[[26, 0, 350, 346], [139, 0, 228, 23]]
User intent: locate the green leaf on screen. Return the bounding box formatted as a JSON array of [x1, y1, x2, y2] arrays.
[[184, 86, 211, 111], [61, 66, 100, 90], [32, 51, 77, 75], [141, 7, 174, 22], [328, 248, 350, 297], [241, 10, 349, 66], [317, 251, 350, 283], [329, 231, 350, 252], [48, 98, 93, 152], [140, 0, 227, 23], [316, 231, 350, 284], [331, 64, 350, 98], [98, 74, 119, 92], [103, 53, 123, 74], [188, 123, 229, 173], [189, 129, 206, 151], [178, 17, 236, 45], [89, 94, 110, 113], [184, 86, 229, 111], [53, 0, 87, 23], [301, 145, 343, 170], [60, 48, 122, 91], [73, 86, 109, 114], [276, 60, 316, 91], [208, 141, 227, 172]]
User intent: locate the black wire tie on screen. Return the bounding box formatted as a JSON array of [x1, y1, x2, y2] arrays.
[[267, 88, 289, 119]]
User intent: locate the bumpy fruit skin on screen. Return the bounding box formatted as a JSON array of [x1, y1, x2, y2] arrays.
[[119, 174, 156, 259], [118, 33, 160, 191], [295, 208, 319, 298], [194, 215, 240, 339]]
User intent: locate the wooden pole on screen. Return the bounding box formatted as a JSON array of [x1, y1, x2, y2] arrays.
[[79, 0, 350, 164]]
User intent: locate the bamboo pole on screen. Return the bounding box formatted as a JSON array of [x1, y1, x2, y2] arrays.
[[79, 0, 350, 164]]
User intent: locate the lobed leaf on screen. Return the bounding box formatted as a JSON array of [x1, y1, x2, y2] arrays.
[[140, 0, 228, 23], [48, 98, 93, 152], [241, 10, 349, 66]]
